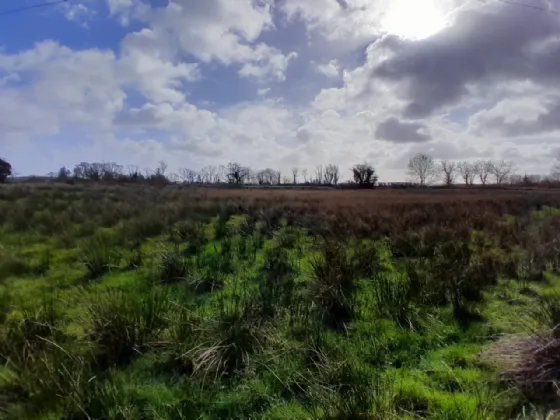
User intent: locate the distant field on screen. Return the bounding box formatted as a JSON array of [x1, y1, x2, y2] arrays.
[[1, 182, 560, 419]]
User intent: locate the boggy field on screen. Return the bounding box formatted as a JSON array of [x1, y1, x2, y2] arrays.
[[2, 183, 560, 419]]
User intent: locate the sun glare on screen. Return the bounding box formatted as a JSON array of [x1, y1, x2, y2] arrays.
[[382, 0, 447, 40]]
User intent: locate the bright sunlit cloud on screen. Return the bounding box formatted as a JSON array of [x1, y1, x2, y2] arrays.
[[382, 0, 448, 39]]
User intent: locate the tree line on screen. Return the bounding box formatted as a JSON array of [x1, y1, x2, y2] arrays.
[[1, 154, 559, 187], [407, 153, 560, 187], [47, 161, 378, 187]]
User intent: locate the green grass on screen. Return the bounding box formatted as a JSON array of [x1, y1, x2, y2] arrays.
[[1, 185, 560, 419]]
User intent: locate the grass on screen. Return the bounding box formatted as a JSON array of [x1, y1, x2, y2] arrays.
[[1, 182, 560, 418]]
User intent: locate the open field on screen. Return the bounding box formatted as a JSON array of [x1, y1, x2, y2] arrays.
[[2, 183, 560, 419]]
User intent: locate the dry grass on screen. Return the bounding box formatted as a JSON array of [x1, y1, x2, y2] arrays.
[[481, 333, 560, 399]]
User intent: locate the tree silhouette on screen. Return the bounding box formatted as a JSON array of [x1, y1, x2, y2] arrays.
[[0, 158, 12, 183], [352, 162, 378, 188]]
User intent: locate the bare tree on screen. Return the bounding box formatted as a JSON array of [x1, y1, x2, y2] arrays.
[[256, 170, 265, 185], [314, 165, 324, 184], [489, 160, 515, 184], [292, 167, 299, 184], [199, 166, 210, 183], [157, 161, 168, 176], [127, 165, 142, 181], [473, 160, 492, 185], [551, 162, 560, 181], [168, 173, 180, 183], [179, 168, 197, 184], [351, 162, 378, 188], [226, 162, 249, 184], [526, 174, 542, 184], [508, 174, 523, 185], [440, 160, 457, 186], [57, 166, 71, 180], [302, 168, 308, 183], [101, 162, 123, 181], [217, 165, 226, 184], [324, 164, 340, 185], [257, 168, 277, 185], [408, 153, 436, 186], [205, 165, 217, 184], [457, 161, 475, 186], [276, 170, 281, 185], [283, 176, 291, 184]]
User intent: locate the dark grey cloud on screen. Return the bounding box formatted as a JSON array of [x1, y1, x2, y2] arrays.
[[474, 97, 560, 137], [372, 2, 560, 118], [375, 117, 431, 143], [296, 128, 311, 143], [334, 0, 348, 9]]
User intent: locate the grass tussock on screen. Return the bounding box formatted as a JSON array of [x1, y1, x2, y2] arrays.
[[87, 287, 170, 367], [309, 237, 358, 329]]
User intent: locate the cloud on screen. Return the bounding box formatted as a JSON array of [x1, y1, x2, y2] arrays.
[[4, 0, 560, 180], [0, 40, 203, 139], [315, 60, 340, 78], [60, 2, 95, 25], [372, 1, 560, 118], [375, 117, 431, 143], [112, 0, 296, 81], [118, 45, 200, 104], [280, 0, 379, 47], [0, 41, 124, 129], [469, 96, 560, 137]]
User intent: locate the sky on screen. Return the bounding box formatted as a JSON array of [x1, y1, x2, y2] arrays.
[[1, 0, 560, 181]]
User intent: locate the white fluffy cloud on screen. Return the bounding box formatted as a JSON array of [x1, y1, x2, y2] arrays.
[[315, 60, 340, 78], [112, 0, 295, 80]]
